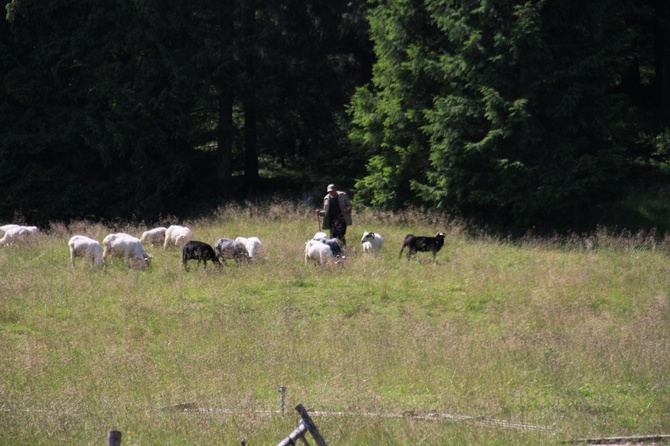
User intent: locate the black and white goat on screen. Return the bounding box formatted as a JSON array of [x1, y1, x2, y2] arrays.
[[360, 231, 383, 253], [214, 238, 250, 263], [312, 236, 344, 258]]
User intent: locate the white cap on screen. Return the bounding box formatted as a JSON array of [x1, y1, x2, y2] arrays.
[[327, 184, 336, 192]]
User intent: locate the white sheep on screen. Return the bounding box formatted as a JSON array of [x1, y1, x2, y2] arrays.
[[361, 231, 383, 253], [0, 225, 39, 246], [140, 227, 167, 246], [163, 225, 192, 250], [102, 233, 152, 269], [68, 235, 105, 268], [235, 236, 263, 258], [312, 232, 328, 240], [304, 239, 336, 265]]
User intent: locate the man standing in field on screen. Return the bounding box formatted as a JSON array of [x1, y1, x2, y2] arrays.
[[316, 183, 352, 246]]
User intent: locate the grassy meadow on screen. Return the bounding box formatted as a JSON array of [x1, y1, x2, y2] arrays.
[[1, 201, 669, 445]]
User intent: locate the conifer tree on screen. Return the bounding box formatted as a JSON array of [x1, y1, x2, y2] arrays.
[[350, 0, 642, 230]]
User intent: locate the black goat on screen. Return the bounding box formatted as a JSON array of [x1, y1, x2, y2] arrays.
[[398, 232, 446, 261], [182, 241, 222, 271]]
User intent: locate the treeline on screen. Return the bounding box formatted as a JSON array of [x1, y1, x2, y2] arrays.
[[0, 0, 373, 223], [351, 0, 670, 232], [1, 0, 669, 233]]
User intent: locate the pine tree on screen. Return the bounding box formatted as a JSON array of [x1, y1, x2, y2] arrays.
[[350, 0, 641, 231]]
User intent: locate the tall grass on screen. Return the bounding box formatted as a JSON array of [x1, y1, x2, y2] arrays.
[[1, 202, 669, 445]]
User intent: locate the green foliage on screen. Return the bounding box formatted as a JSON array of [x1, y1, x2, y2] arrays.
[[349, 0, 655, 232], [1, 0, 203, 221], [348, 0, 441, 209], [2, 0, 670, 234], [0, 0, 371, 224]]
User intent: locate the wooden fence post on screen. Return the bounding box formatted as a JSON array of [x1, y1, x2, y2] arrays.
[[107, 430, 122, 446], [276, 404, 328, 446], [279, 386, 286, 417], [296, 404, 327, 446], [275, 422, 309, 446]]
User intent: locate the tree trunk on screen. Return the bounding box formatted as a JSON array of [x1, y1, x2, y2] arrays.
[[654, 0, 670, 125], [216, 2, 234, 182], [243, 90, 259, 187], [242, 0, 259, 187], [217, 89, 234, 182]]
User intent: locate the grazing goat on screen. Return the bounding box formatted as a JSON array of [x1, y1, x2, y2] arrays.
[[68, 235, 105, 268], [360, 231, 383, 253], [0, 224, 20, 237], [304, 239, 337, 265], [140, 227, 167, 246], [214, 238, 250, 263], [235, 236, 263, 259], [398, 232, 446, 261], [311, 236, 344, 258], [182, 241, 222, 271], [102, 233, 152, 269], [163, 225, 193, 250], [0, 225, 39, 246], [312, 232, 328, 240]]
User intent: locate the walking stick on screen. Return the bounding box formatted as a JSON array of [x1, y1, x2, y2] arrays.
[[317, 211, 322, 231]]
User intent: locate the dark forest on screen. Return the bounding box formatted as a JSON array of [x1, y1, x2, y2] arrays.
[[2, 0, 670, 233]]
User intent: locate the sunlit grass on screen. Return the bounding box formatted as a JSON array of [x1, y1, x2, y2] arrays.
[[1, 202, 669, 444]]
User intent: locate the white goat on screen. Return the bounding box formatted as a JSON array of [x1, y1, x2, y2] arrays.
[[235, 236, 263, 259], [304, 239, 336, 265], [361, 231, 383, 253], [140, 227, 167, 246], [102, 233, 152, 269], [68, 235, 105, 268], [0, 225, 39, 246], [0, 224, 20, 236], [163, 225, 192, 249]]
